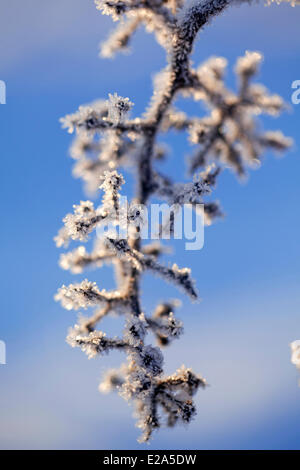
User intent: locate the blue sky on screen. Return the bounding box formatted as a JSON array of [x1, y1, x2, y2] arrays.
[[0, 0, 300, 449]]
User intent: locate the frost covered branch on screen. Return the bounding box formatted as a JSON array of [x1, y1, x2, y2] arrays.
[[55, 0, 296, 442]]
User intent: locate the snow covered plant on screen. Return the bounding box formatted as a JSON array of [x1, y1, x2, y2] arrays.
[[55, 0, 296, 442]]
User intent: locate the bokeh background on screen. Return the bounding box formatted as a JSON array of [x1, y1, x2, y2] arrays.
[[1, 0, 300, 450]]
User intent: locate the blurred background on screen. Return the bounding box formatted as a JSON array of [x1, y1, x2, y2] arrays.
[[0, 0, 300, 450]]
